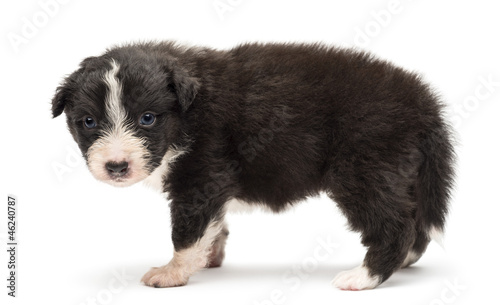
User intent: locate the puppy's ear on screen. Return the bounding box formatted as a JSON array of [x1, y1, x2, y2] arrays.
[[52, 56, 98, 118], [168, 63, 200, 112], [80, 56, 100, 70], [52, 82, 71, 118]]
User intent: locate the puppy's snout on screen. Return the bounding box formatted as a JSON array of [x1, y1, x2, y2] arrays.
[[106, 161, 129, 177]]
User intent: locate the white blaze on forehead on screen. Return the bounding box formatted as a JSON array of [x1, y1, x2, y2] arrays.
[[100, 59, 132, 160], [103, 59, 126, 127]]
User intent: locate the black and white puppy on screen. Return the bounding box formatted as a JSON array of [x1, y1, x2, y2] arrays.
[[52, 42, 455, 290]]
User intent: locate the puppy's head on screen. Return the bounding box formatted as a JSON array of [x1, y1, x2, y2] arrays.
[[52, 47, 198, 187]]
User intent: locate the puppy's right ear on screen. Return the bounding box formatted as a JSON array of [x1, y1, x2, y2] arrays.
[[51, 81, 71, 118]]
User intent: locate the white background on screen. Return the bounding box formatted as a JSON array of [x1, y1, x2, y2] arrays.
[[1, 0, 499, 304]]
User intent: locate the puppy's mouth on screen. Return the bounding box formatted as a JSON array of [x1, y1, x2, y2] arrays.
[[87, 158, 149, 187], [107, 176, 135, 187]]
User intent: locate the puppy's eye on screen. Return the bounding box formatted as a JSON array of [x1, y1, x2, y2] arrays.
[[84, 117, 97, 129], [140, 113, 156, 126]]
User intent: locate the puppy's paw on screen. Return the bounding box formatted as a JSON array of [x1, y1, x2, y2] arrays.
[[141, 265, 188, 288], [206, 240, 226, 268], [332, 265, 380, 291]]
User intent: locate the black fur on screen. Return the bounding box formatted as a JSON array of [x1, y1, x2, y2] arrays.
[[52, 42, 455, 287]]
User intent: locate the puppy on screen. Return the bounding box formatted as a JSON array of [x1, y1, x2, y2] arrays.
[[52, 42, 455, 290]]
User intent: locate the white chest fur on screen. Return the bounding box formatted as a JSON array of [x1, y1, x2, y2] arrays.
[[142, 148, 186, 193]]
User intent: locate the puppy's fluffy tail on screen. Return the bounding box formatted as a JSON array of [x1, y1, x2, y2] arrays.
[[415, 123, 455, 247]]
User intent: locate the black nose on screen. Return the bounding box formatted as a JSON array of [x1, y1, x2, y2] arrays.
[[105, 161, 129, 177]]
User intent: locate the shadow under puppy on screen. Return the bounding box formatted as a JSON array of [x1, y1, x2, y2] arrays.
[[52, 42, 455, 290]]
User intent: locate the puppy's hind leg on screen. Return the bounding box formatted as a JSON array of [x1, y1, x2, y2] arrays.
[[331, 206, 416, 290], [327, 171, 416, 290], [207, 222, 229, 268], [401, 228, 430, 268]]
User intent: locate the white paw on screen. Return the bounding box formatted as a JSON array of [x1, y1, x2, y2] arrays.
[[141, 264, 189, 288], [332, 265, 380, 291], [401, 250, 420, 268]]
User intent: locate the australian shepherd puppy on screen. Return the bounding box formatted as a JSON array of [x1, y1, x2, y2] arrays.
[[52, 42, 455, 290]]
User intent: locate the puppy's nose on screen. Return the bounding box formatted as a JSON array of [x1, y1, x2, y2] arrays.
[[105, 161, 129, 177]]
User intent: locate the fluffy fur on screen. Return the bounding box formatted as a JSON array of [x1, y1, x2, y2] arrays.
[[52, 41, 455, 290]]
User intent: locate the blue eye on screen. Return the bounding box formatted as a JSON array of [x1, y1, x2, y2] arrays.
[[140, 113, 156, 126], [84, 117, 97, 128]]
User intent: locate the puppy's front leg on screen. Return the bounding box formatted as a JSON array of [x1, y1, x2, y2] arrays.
[[141, 198, 226, 288]]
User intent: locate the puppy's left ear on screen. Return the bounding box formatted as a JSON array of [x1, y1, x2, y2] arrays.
[[52, 56, 98, 118], [51, 81, 72, 118], [168, 63, 200, 112]]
